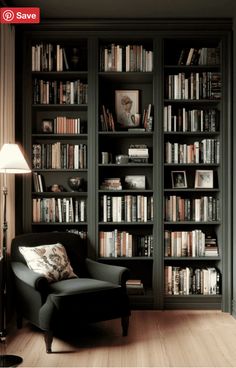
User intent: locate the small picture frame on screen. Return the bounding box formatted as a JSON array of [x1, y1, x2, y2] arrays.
[[41, 119, 54, 133], [124, 175, 146, 189], [194, 170, 213, 188], [171, 171, 187, 188], [115, 90, 140, 128]]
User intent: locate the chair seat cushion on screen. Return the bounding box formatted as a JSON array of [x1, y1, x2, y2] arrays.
[[49, 277, 120, 295], [39, 278, 129, 330]]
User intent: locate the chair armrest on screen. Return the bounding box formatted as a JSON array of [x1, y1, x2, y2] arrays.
[[85, 258, 130, 287], [11, 261, 49, 292]]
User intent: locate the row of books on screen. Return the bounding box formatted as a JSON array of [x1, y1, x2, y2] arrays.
[[66, 229, 87, 239], [165, 266, 220, 295], [163, 106, 218, 132], [40, 116, 85, 134], [32, 172, 44, 192], [166, 72, 221, 100], [33, 79, 88, 105], [100, 44, 153, 72], [99, 230, 153, 257], [32, 197, 86, 223], [165, 195, 220, 222], [32, 43, 70, 72], [100, 195, 153, 223], [165, 139, 220, 164], [164, 230, 218, 257], [177, 47, 220, 66], [32, 143, 87, 170]]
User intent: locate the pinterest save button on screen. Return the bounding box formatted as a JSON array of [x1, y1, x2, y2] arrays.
[[0, 8, 40, 23]]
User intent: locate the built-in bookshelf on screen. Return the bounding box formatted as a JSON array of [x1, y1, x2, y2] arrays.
[[23, 38, 89, 242], [97, 38, 155, 307], [162, 37, 228, 309], [17, 20, 232, 311]]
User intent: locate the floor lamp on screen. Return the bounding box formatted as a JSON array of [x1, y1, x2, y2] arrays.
[[0, 143, 31, 367]]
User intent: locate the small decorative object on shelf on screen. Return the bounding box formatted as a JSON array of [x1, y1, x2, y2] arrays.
[[68, 176, 84, 191], [115, 155, 129, 164], [115, 90, 140, 129], [71, 47, 79, 70], [194, 170, 214, 188], [48, 184, 65, 192], [171, 171, 187, 189]]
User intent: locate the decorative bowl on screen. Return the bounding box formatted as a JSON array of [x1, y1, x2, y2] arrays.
[[68, 177, 84, 191]]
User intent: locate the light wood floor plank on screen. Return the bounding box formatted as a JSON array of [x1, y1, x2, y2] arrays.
[[3, 310, 236, 367]]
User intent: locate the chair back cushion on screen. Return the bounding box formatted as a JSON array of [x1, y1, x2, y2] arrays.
[[11, 232, 89, 277], [19, 242, 78, 282]]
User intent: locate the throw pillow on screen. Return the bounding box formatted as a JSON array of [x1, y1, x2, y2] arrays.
[[19, 243, 77, 282]]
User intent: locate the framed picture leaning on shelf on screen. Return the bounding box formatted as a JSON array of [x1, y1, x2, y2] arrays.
[[41, 119, 54, 133], [171, 171, 187, 188], [194, 170, 213, 188], [115, 90, 140, 129]]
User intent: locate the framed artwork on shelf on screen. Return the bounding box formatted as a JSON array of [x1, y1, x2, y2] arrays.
[[41, 119, 54, 133], [194, 170, 213, 188], [124, 175, 146, 189], [171, 171, 187, 188], [115, 90, 140, 128]]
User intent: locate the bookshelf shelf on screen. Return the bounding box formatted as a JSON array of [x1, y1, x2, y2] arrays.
[[164, 65, 220, 70], [164, 99, 220, 104], [98, 71, 153, 83], [164, 189, 220, 193], [32, 191, 87, 197], [99, 189, 153, 193], [98, 163, 153, 167], [32, 71, 88, 77], [98, 131, 153, 137], [98, 256, 153, 261], [164, 221, 221, 225], [33, 169, 88, 172], [164, 256, 221, 261], [164, 163, 219, 167], [164, 132, 220, 136], [32, 104, 88, 109], [32, 133, 88, 138], [99, 222, 154, 226], [32, 222, 88, 226]]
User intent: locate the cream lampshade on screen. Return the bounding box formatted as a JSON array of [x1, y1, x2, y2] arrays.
[[0, 143, 31, 174]]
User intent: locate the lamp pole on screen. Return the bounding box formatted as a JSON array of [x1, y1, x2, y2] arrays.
[[0, 143, 31, 367], [0, 172, 7, 342]]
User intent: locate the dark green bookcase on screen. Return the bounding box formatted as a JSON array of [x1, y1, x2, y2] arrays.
[[16, 19, 232, 311]]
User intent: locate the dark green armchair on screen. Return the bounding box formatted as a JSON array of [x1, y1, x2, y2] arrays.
[[10, 232, 130, 353]]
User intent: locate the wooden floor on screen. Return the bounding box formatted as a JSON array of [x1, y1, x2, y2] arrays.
[[2, 310, 236, 367]]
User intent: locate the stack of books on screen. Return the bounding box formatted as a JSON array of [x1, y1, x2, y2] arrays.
[[128, 144, 149, 163], [205, 236, 219, 256], [100, 178, 122, 191], [126, 279, 145, 295]]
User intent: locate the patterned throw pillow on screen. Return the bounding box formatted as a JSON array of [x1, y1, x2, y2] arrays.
[[19, 243, 77, 283]]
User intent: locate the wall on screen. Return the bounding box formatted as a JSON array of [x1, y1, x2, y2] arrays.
[[233, 14, 236, 317]]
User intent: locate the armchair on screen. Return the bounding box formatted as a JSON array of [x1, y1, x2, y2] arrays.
[[10, 232, 130, 353]]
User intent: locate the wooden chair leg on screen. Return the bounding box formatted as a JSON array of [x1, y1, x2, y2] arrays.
[[44, 330, 53, 353], [121, 316, 129, 336]]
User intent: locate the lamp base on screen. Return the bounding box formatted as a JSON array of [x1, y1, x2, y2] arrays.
[[0, 354, 23, 367]]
